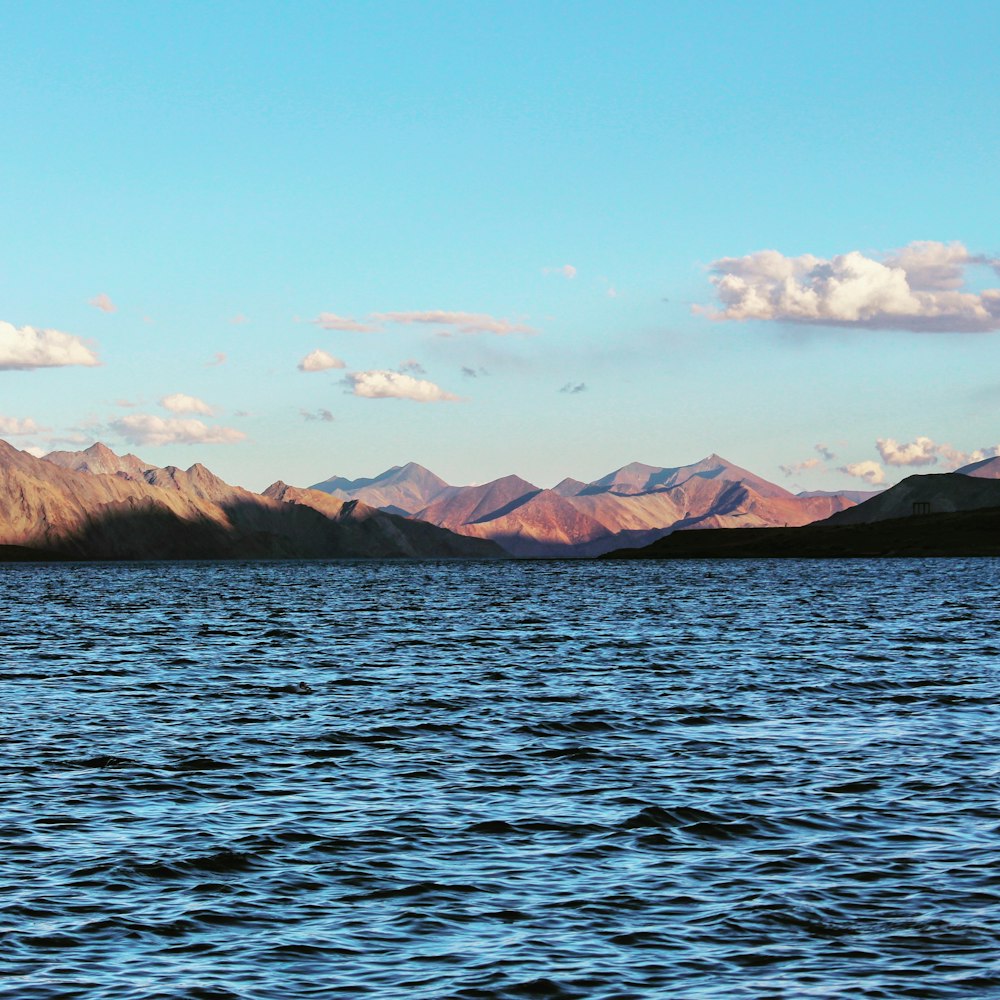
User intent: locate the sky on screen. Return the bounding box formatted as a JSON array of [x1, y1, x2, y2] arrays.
[[2, 1, 999, 493]]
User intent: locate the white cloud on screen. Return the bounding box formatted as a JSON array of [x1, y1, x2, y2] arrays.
[[311, 312, 378, 333], [160, 393, 214, 416], [22, 445, 46, 458], [346, 370, 460, 402], [375, 310, 535, 336], [839, 460, 885, 485], [110, 414, 246, 446], [779, 457, 823, 477], [701, 241, 1000, 332], [0, 415, 45, 436], [88, 293, 117, 313], [874, 435, 1000, 470], [298, 349, 346, 373], [543, 264, 577, 279], [0, 321, 100, 370], [876, 436, 939, 466]]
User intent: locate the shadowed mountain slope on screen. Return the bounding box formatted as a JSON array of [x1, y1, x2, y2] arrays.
[[0, 442, 502, 560], [262, 482, 503, 558], [823, 473, 1000, 526]]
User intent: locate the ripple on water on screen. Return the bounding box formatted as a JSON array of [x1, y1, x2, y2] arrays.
[[1, 558, 999, 999]]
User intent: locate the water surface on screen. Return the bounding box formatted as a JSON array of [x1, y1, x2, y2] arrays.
[[2, 559, 999, 998]]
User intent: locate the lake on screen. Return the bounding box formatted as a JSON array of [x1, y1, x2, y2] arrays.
[[2, 559, 999, 998]]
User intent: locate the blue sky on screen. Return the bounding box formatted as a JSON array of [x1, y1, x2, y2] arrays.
[[2, 1, 999, 491]]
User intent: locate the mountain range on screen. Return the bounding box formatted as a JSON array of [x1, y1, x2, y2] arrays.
[[2, 440, 996, 560], [309, 455, 873, 557], [0, 441, 502, 560]]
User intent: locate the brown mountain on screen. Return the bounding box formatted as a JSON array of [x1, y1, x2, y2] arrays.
[[261, 482, 503, 558], [44, 441, 154, 478], [415, 479, 614, 557], [317, 454, 861, 557], [0, 441, 502, 560], [559, 456, 854, 543]]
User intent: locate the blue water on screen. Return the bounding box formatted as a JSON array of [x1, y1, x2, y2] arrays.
[[2, 559, 999, 999]]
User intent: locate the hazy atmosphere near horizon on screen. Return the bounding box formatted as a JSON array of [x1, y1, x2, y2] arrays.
[[3, 2, 1000, 491]]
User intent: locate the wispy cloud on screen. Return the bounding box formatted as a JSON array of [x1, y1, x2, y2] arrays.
[[298, 349, 347, 373], [301, 408, 334, 422], [0, 415, 46, 436], [160, 393, 214, 416], [839, 460, 885, 484], [0, 321, 99, 370], [88, 292, 117, 314], [779, 457, 823, 477], [311, 312, 379, 333], [461, 365, 489, 378], [346, 370, 461, 402], [399, 358, 426, 375], [815, 443, 836, 461], [230, 314, 248, 325], [700, 241, 1000, 332], [110, 414, 246, 446], [205, 352, 227, 367], [543, 264, 577, 279], [559, 381, 587, 394], [375, 311, 535, 336]]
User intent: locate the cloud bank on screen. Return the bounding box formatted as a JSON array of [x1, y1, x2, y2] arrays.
[[702, 241, 1000, 331], [346, 370, 460, 402], [110, 414, 246, 446], [0, 321, 100, 370], [298, 349, 347, 372]]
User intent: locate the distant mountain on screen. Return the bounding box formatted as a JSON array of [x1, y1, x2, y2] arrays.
[[44, 441, 154, 479], [262, 482, 502, 558], [579, 455, 792, 500], [309, 462, 451, 514], [822, 472, 1000, 526], [415, 476, 614, 557], [321, 454, 860, 557], [0, 442, 502, 560], [798, 488, 884, 503], [957, 456, 1000, 479], [551, 477, 587, 497]]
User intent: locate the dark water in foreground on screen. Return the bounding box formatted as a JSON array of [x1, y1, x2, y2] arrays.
[[2, 559, 999, 999]]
